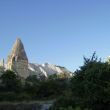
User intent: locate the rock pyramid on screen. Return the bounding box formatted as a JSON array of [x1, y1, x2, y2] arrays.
[[7, 38, 29, 78], [7, 38, 28, 62]]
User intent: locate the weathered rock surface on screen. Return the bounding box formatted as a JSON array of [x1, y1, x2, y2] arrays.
[[7, 38, 28, 62], [6, 38, 29, 78], [28, 63, 72, 78], [0, 59, 4, 67], [5, 38, 72, 79]]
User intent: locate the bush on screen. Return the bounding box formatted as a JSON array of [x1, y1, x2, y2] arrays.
[[16, 93, 32, 101], [0, 92, 16, 101], [0, 70, 22, 92], [70, 53, 110, 110]]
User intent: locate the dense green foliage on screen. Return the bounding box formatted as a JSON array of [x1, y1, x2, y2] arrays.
[[0, 70, 68, 101], [1, 53, 110, 110], [50, 53, 110, 110], [0, 70, 22, 92], [70, 55, 110, 110]]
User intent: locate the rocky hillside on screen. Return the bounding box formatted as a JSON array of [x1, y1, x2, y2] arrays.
[[0, 38, 73, 79], [28, 63, 73, 78]]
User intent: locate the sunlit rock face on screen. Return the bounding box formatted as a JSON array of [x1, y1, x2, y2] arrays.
[[6, 38, 72, 79], [0, 59, 4, 67], [28, 63, 71, 78], [6, 38, 29, 78], [107, 56, 110, 64]]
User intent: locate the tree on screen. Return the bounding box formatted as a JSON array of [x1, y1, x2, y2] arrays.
[[1, 70, 22, 92], [51, 53, 110, 110], [71, 53, 110, 110]]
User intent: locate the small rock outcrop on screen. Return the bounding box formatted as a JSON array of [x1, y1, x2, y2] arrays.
[[0, 59, 4, 67]]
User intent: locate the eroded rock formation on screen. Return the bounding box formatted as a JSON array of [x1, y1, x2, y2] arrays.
[[7, 38, 29, 78], [6, 38, 72, 79]]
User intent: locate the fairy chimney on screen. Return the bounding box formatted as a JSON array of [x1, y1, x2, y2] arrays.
[[7, 38, 29, 78]]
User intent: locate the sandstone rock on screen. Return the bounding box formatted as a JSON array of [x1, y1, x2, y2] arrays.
[[28, 63, 72, 78], [6, 38, 73, 79], [7, 38, 29, 78], [0, 59, 4, 67]]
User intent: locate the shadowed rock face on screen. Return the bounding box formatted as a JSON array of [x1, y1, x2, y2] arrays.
[[7, 38, 28, 62]]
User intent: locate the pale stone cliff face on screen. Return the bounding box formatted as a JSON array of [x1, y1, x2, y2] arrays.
[[7, 38, 29, 78], [28, 63, 72, 78]]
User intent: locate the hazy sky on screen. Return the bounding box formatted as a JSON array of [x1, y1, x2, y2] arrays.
[[0, 0, 110, 71]]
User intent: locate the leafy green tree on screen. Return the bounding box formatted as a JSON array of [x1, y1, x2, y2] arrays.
[[26, 75, 40, 85], [71, 53, 110, 110], [1, 70, 22, 92]]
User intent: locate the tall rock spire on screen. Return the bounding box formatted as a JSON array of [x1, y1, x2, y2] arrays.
[[8, 38, 28, 62], [7, 38, 29, 78]]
